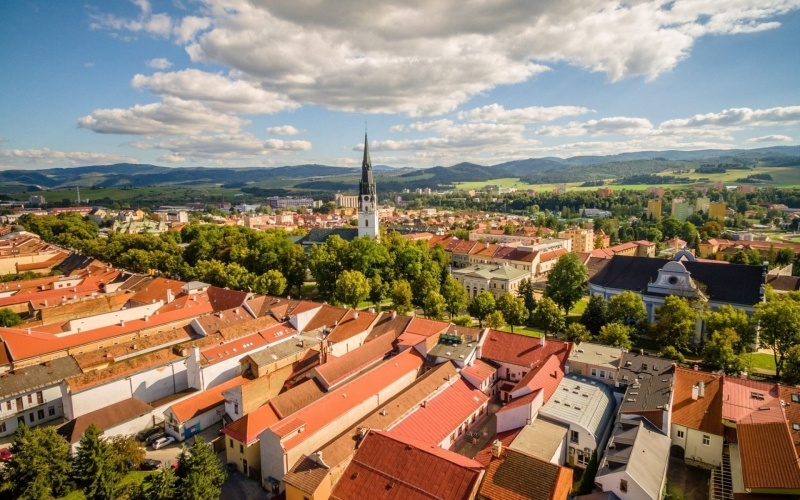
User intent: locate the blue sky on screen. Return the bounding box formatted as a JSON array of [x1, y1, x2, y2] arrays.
[[1, 0, 799, 170]]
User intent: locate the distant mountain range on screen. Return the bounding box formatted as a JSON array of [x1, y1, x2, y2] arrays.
[[2, 145, 799, 193]]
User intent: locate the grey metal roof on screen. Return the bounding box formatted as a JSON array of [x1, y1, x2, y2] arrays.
[[245, 333, 322, 369], [569, 342, 623, 369], [539, 372, 616, 440], [597, 417, 671, 499], [0, 356, 82, 399], [618, 352, 674, 413]]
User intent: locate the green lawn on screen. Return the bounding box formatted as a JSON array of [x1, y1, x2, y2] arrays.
[[500, 325, 544, 337], [568, 299, 588, 317], [746, 352, 777, 372], [59, 471, 154, 499]]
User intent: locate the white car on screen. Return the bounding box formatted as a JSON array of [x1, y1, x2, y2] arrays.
[[152, 436, 176, 450]]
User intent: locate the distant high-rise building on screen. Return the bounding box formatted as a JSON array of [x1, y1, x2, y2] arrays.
[[671, 198, 690, 222], [358, 133, 379, 240], [695, 197, 710, 214], [647, 199, 663, 221], [708, 202, 727, 220]]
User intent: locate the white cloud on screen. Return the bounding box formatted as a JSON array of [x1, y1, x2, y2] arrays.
[[84, 62, 95, 68], [90, 0, 173, 38], [147, 133, 312, 163], [661, 106, 800, 130], [267, 125, 300, 135], [458, 104, 592, 124], [158, 153, 185, 163], [536, 117, 655, 137], [746, 134, 794, 143], [173, 16, 212, 44], [131, 69, 298, 114], [0, 148, 139, 167], [146, 58, 173, 69], [77, 97, 247, 136]]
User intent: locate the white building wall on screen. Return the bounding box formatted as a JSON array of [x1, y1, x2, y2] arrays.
[[0, 385, 66, 437], [164, 403, 227, 442], [596, 470, 656, 500], [328, 330, 369, 358], [63, 302, 162, 333], [496, 393, 542, 433], [671, 424, 722, 467]]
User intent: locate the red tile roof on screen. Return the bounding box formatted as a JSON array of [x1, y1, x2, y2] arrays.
[[671, 367, 724, 435], [738, 421, 800, 491], [303, 304, 348, 332], [510, 354, 564, 401], [222, 403, 280, 445], [478, 448, 573, 500], [169, 376, 247, 423], [780, 385, 800, 456], [267, 349, 425, 451], [269, 378, 326, 419], [462, 359, 497, 387], [723, 377, 783, 424], [312, 334, 395, 389], [480, 330, 571, 370], [326, 309, 378, 343], [473, 428, 522, 466], [127, 277, 185, 305], [388, 377, 489, 446], [330, 430, 484, 500]]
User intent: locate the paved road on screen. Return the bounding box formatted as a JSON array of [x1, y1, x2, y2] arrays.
[[220, 470, 268, 500]]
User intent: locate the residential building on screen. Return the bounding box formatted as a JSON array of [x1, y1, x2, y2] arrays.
[[595, 417, 671, 500], [669, 367, 723, 467], [735, 421, 800, 496], [671, 198, 690, 222], [565, 342, 623, 385], [267, 196, 314, 209], [538, 373, 617, 468], [560, 226, 595, 253], [478, 444, 572, 500], [451, 263, 528, 300], [330, 430, 485, 500], [708, 202, 727, 220], [695, 197, 710, 213], [616, 352, 674, 434], [479, 330, 571, 388], [646, 199, 662, 221], [164, 375, 247, 442]]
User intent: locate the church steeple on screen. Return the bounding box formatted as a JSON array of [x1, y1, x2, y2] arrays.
[[357, 133, 379, 240], [359, 133, 376, 199]]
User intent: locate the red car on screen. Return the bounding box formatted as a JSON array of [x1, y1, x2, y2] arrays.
[[0, 448, 12, 461]]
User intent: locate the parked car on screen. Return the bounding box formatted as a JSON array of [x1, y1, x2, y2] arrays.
[[0, 448, 11, 461], [140, 459, 163, 471], [136, 427, 162, 442], [152, 436, 175, 450], [145, 432, 166, 445]]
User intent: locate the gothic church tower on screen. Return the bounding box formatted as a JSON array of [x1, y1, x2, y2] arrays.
[[358, 133, 379, 240]]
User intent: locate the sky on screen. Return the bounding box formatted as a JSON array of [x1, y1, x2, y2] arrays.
[[1, 0, 800, 170]]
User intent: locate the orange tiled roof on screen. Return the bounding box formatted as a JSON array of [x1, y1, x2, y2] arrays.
[[738, 421, 800, 491], [313, 334, 395, 389], [510, 354, 564, 401], [169, 376, 247, 422], [480, 330, 571, 370], [671, 367, 724, 435], [478, 448, 572, 500], [326, 309, 378, 343], [222, 403, 280, 445]]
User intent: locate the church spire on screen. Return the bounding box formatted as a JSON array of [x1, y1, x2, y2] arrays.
[[359, 133, 376, 198]]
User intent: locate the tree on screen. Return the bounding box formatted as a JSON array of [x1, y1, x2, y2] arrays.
[[703, 304, 757, 352], [368, 274, 389, 308], [564, 322, 592, 344], [333, 270, 370, 309], [451, 315, 474, 327], [411, 270, 440, 309], [252, 269, 287, 296], [580, 294, 608, 336], [485, 310, 506, 329], [468, 291, 496, 327], [391, 280, 414, 314], [73, 423, 120, 500], [308, 234, 349, 298], [517, 278, 537, 316], [422, 291, 447, 320], [143, 468, 177, 500], [653, 295, 698, 351], [441, 275, 469, 318], [0, 308, 21, 327], [0, 425, 72, 500], [174, 437, 227, 500], [544, 253, 588, 313], [497, 293, 528, 333], [606, 291, 646, 328], [702, 328, 746, 375], [782, 345, 800, 386], [597, 322, 633, 349], [659, 345, 686, 364], [531, 296, 565, 335], [755, 296, 800, 379], [108, 436, 145, 472], [576, 451, 599, 495]]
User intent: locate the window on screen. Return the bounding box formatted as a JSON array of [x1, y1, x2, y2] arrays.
[[27, 394, 33, 404], [793, 394, 800, 403], [229, 439, 233, 448], [37, 410, 44, 420], [702, 435, 710, 446], [234, 403, 239, 415], [239, 444, 244, 454], [48, 407, 55, 416], [0, 422, 4, 433], [620, 479, 628, 493], [570, 430, 579, 444], [5, 402, 10, 411], [793, 423, 800, 431], [16, 397, 23, 410], [28, 413, 34, 423], [677, 430, 684, 439], [600, 370, 606, 379], [36, 392, 43, 404], [591, 368, 597, 376]]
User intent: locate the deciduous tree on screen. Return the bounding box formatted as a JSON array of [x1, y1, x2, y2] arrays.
[[755, 295, 800, 379], [544, 253, 587, 313], [333, 270, 370, 309], [517, 278, 537, 317], [702, 328, 745, 375], [497, 293, 529, 333], [441, 275, 469, 318], [485, 310, 506, 329], [391, 280, 414, 314], [580, 294, 608, 336], [654, 295, 698, 351], [531, 296, 565, 335], [703, 304, 756, 352], [0, 308, 21, 327], [252, 269, 287, 296], [468, 291, 496, 328], [597, 322, 632, 349], [606, 291, 646, 327], [422, 291, 447, 320], [564, 322, 592, 344]]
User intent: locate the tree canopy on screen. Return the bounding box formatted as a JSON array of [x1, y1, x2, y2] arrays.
[[544, 253, 588, 313]]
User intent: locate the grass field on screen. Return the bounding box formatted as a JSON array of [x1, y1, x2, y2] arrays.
[[746, 352, 777, 372], [500, 325, 544, 337], [454, 165, 800, 193]]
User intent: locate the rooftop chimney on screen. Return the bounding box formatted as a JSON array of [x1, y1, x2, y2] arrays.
[[391, 310, 397, 320], [353, 312, 359, 320], [698, 380, 705, 398], [691, 385, 699, 401], [693, 364, 699, 371], [166, 288, 174, 304], [491, 439, 503, 458], [540, 334, 546, 347]]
